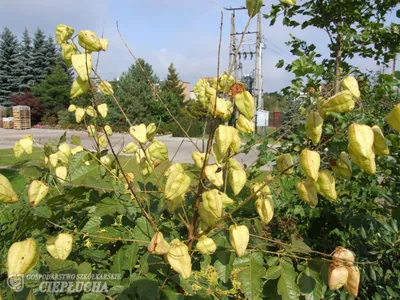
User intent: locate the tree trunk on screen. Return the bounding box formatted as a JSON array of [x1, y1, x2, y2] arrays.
[[334, 33, 342, 94], [393, 54, 397, 75]]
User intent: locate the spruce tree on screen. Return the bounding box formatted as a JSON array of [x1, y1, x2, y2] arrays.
[[44, 36, 58, 74], [163, 63, 185, 103], [31, 28, 48, 84], [17, 28, 35, 90], [0, 27, 19, 105]]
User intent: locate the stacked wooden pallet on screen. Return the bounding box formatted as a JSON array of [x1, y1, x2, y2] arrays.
[[13, 106, 31, 130], [3, 117, 14, 129], [0, 106, 6, 128]]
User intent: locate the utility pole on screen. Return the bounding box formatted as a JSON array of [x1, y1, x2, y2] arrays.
[[229, 10, 237, 79]]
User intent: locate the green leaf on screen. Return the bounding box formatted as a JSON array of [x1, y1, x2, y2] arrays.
[[132, 216, 155, 242], [45, 257, 78, 274], [71, 135, 82, 146], [122, 243, 139, 272], [130, 278, 159, 300], [267, 256, 279, 266], [276, 59, 285, 68], [81, 216, 102, 233], [214, 252, 235, 283], [237, 252, 264, 300], [81, 249, 108, 260], [32, 206, 52, 218], [110, 247, 125, 282], [277, 259, 300, 300], [92, 197, 126, 217], [290, 235, 312, 254], [81, 294, 105, 300], [298, 268, 325, 300], [264, 265, 281, 280]]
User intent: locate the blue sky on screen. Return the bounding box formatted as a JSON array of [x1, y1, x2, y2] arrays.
[[0, 0, 399, 92]]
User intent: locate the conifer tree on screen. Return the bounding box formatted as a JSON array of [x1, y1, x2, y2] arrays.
[[163, 63, 185, 104], [31, 28, 48, 83], [17, 28, 35, 90]]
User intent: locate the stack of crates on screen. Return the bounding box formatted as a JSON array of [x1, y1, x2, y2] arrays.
[[0, 106, 6, 128], [12, 106, 31, 130], [3, 117, 14, 129]]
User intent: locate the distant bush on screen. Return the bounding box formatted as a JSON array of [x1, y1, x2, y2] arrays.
[[10, 91, 44, 124]]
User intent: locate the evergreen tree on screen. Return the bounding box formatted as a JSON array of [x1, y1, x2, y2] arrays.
[[17, 28, 35, 90], [31, 28, 48, 84], [32, 62, 72, 120], [0, 27, 19, 106], [44, 36, 58, 74], [163, 63, 185, 103]]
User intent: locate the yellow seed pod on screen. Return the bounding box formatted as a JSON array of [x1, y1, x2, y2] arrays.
[[296, 180, 318, 207], [46, 233, 73, 260], [328, 264, 349, 291], [198, 203, 218, 227], [55, 24, 74, 44], [28, 180, 49, 207], [255, 196, 274, 224], [299, 149, 320, 181], [97, 103, 108, 118], [19, 135, 33, 155], [100, 155, 111, 167], [70, 77, 90, 99], [7, 238, 39, 276], [386, 103, 400, 132], [316, 170, 337, 201], [96, 135, 108, 148], [196, 236, 217, 255], [333, 246, 355, 266], [280, 0, 296, 6], [87, 124, 96, 137], [331, 152, 352, 180], [201, 189, 224, 219], [165, 170, 191, 200], [348, 146, 376, 175], [78, 30, 102, 52], [192, 151, 206, 169], [147, 232, 170, 255], [146, 123, 157, 141], [165, 163, 184, 177], [305, 111, 323, 144], [71, 53, 93, 82], [56, 150, 69, 164], [208, 95, 227, 117], [55, 166, 68, 183], [167, 195, 184, 212], [129, 124, 148, 144], [205, 164, 224, 187], [167, 239, 192, 279], [0, 174, 18, 203], [341, 76, 360, 99], [104, 125, 113, 136], [246, 0, 264, 17], [139, 159, 153, 177], [99, 81, 113, 96], [49, 153, 58, 168], [251, 182, 271, 197], [58, 143, 71, 158], [230, 128, 241, 153], [228, 158, 246, 195], [222, 100, 234, 122], [236, 114, 254, 133], [71, 146, 84, 155], [372, 125, 389, 156], [320, 90, 355, 118], [229, 225, 249, 257], [212, 143, 225, 166], [348, 123, 374, 159], [75, 107, 86, 123], [86, 106, 97, 118], [68, 104, 76, 112], [215, 125, 234, 156], [13, 141, 24, 158], [276, 153, 294, 175], [234, 91, 255, 119], [61, 42, 78, 67], [123, 142, 139, 154], [99, 38, 109, 51], [147, 140, 168, 163], [344, 266, 360, 297]]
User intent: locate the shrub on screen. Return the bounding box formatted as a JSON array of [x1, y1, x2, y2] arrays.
[[9, 91, 44, 124]]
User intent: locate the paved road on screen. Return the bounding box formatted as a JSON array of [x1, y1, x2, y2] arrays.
[[0, 128, 264, 166]]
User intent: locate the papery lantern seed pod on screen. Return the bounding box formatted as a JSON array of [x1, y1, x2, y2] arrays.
[[70, 77, 90, 99], [196, 236, 217, 255], [49, 153, 58, 168], [56, 150, 68, 164], [201, 189, 224, 219], [97, 134, 108, 148], [255, 196, 274, 224], [87, 125, 96, 137], [212, 143, 225, 166], [230, 128, 241, 153], [215, 125, 234, 156], [316, 169, 337, 201], [58, 143, 71, 157], [299, 149, 320, 181], [78, 30, 102, 52], [228, 158, 246, 195], [192, 151, 206, 169], [147, 140, 168, 163], [280, 0, 296, 6], [0, 174, 18, 203], [13, 141, 24, 158], [229, 225, 250, 257], [348, 123, 374, 159], [222, 100, 233, 122], [100, 155, 111, 167], [123, 142, 139, 154], [205, 164, 224, 187], [165, 170, 191, 200], [97, 103, 108, 118], [86, 106, 97, 118], [99, 81, 113, 96], [55, 24, 74, 44], [167, 239, 192, 279], [330, 152, 352, 180], [320, 90, 355, 118], [148, 232, 170, 255], [167, 195, 184, 212], [208, 95, 227, 117], [71, 53, 93, 82], [296, 180, 318, 207], [372, 125, 389, 156], [7, 238, 39, 276], [332, 246, 355, 266], [28, 180, 49, 206], [305, 111, 323, 144], [246, 0, 264, 17], [55, 166, 68, 183], [251, 182, 271, 197], [104, 125, 113, 136], [146, 123, 157, 141], [19, 135, 33, 155], [276, 153, 294, 175], [234, 91, 255, 119], [46, 233, 73, 260], [198, 203, 218, 227], [68, 104, 76, 112], [61, 42, 78, 67], [328, 264, 349, 291], [342, 76, 360, 99], [236, 114, 254, 133], [129, 124, 148, 144], [71, 146, 84, 155], [99, 38, 109, 51], [386, 103, 400, 132], [344, 266, 360, 297], [75, 107, 86, 123], [165, 163, 184, 177], [348, 145, 376, 175]]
